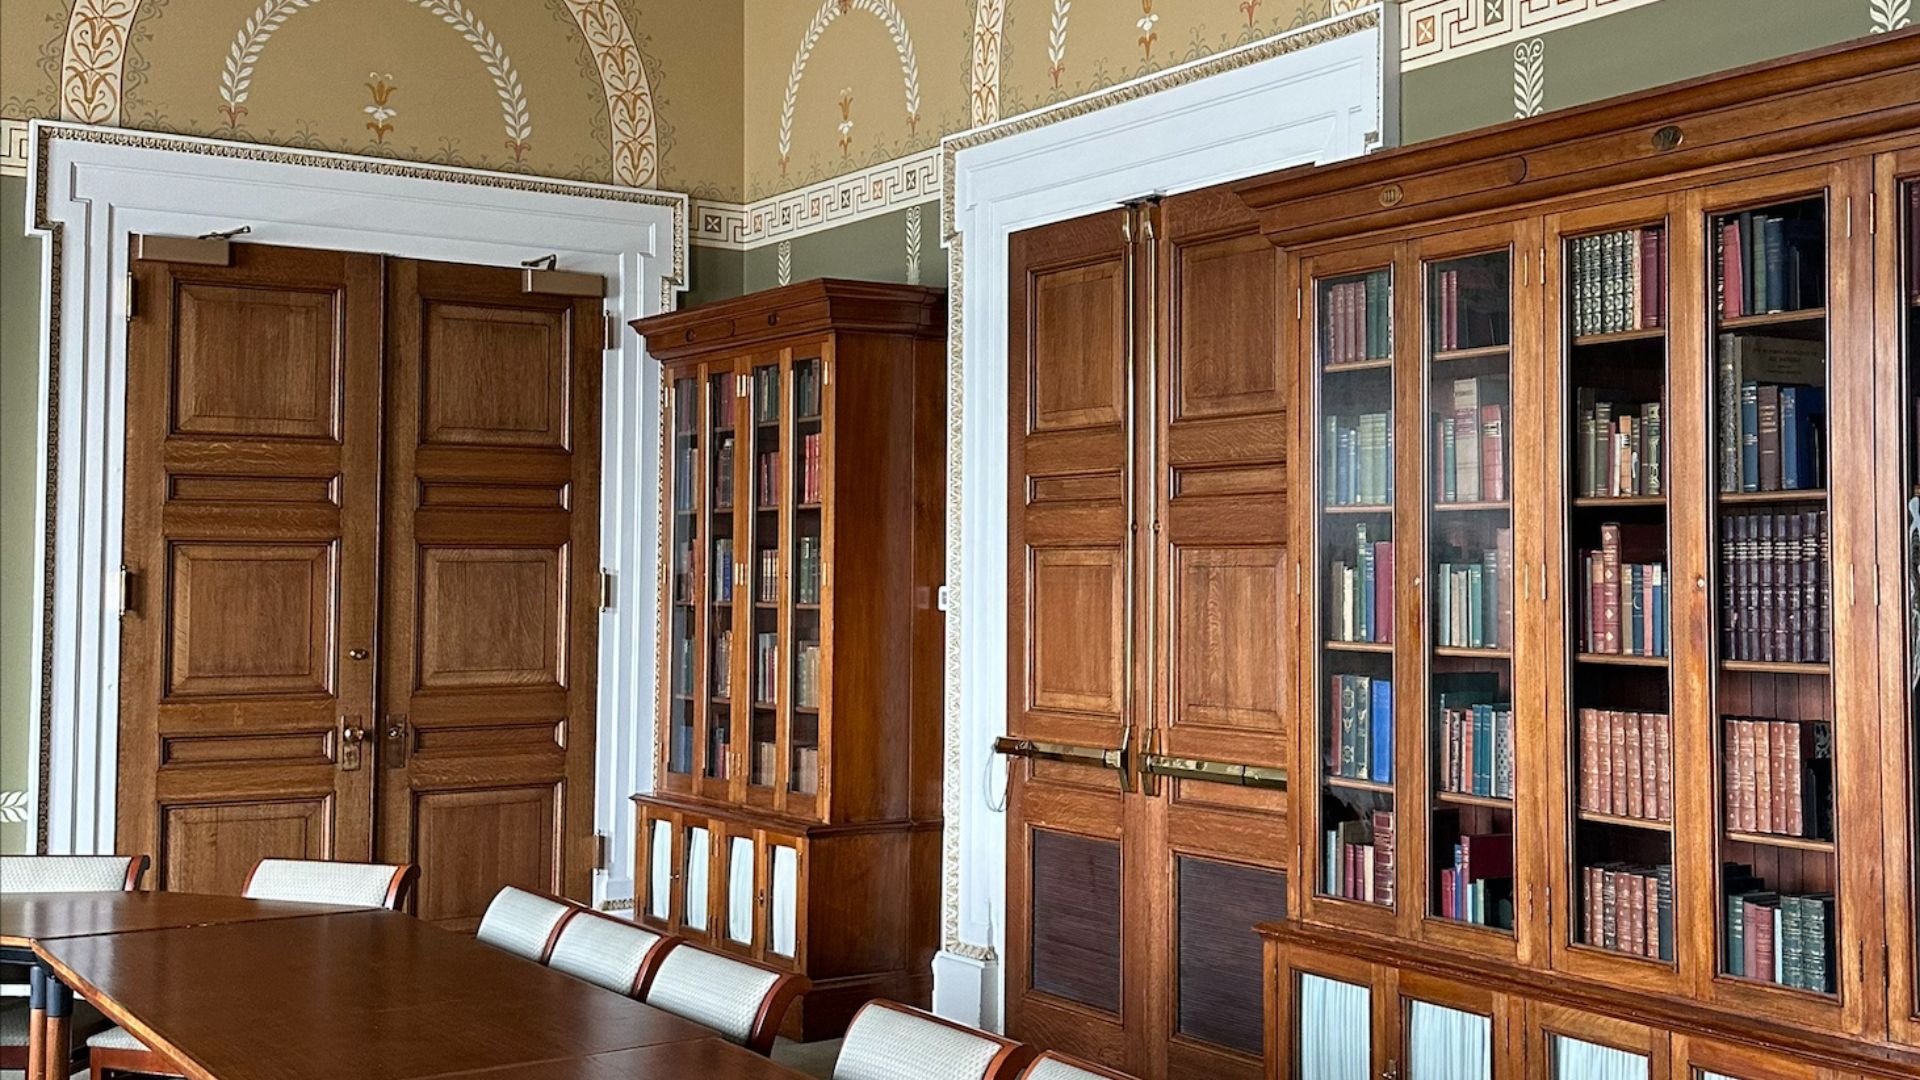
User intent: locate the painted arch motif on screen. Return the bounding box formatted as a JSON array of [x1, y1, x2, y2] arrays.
[[60, 0, 659, 187], [780, 0, 923, 174]]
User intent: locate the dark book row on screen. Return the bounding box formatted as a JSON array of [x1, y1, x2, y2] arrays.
[[753, 366, 782, 424], [1432, 375, 1508, 504], [1436, 824, 1513, 929], [1324, 810, 1395, 907], [1570, 226, 1667, 337], [1434, 702, 1514, 801], [1431, 261, 1511, 352], [1716, 208, 1825, 318], [1328, 524, 1392, 644], [712, 435, 735, 510], [1580, 523, 1668, 658], [1323, 412, 1394, 507], [1582, 863, 1673, 962], [712, 629, 733, 697], [1433, 530, 1513, 651], [793, 361, 824, 419], [1717, 508, 1829, 664], [712, 540, 735, 603], [1324, 270, 1392, 366], [1724, 872, 1833, 993], [1326, 674, 1394, 784], [1575, 392, 1662, 499], [794, 535, 822, 605], [1715, 334, 1825, 494]]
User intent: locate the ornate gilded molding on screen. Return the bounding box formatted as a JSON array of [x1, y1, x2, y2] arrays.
[[60, 0, 140, 125], [560, 0, 660, 186], [691, 146, 939, 250]]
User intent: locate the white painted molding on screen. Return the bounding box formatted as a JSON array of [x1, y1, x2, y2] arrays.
[[937, 11, 1385, 1029], [24, 121, 685, 910]]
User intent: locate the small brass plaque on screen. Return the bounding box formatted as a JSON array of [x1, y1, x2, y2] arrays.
[[1379, 183, 1405, 207], [1652, 125, 1684, 152]]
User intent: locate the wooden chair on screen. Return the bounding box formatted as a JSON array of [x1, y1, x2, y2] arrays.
[[0, 855, 147, 1073], [1018, 1050, 1141, 1080], [642, 943, 809, 1056], [88, 857, 415, 1079], [831, 1001, 1033, 1080], [544, 904, 678, 997], [475, 886, 578, 963]]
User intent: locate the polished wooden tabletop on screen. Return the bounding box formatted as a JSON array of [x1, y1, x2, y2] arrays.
[[33, 907, 723, 1080], [420, 1039, 813, 1079], [0, 889, 355, 947]]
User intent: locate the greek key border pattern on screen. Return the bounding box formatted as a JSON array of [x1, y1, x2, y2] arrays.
[[690, 147, 941, 251], [1, 119, 29, 178], [1400, 0, 1662, 71]]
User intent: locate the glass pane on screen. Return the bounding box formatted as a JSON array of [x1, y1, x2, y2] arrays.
[[684, 825, 711, 931], [1297, 972, 1371, 1080], [749, 361, 784, 790], [1406, 999, 1492, 1080], [1561, 222, 1676, 965], [1424, 249, 1515, 932], [705, 371, 735, 783], [1550, 1036, 1646, 1080], [1707, 196, 1836, 995], [667, 376, 698, 775], [648, 819, 672, 921], [1314, 266, 1397, 909], [1697, 1073, 1744, 1080], [790, 355, 824, 797], [769, 844, 799, 958], [727, 836, 754, 944]]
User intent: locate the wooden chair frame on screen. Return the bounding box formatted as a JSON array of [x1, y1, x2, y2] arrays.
[[841, 1000, 1035, 1080]]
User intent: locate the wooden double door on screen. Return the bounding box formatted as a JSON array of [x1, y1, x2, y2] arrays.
[[1004, 186, 1294, 1079], [117, 241, 602, 928]]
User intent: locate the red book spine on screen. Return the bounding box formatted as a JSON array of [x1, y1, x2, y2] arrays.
[[1655, 712, 1672, 821], [1786, 722, 1804, 837], [1624, 714, 1643, 818], [1579, 709, 1597, 812], [1768, 720, 1789, 834], [1721, 220, 1744, 318], [1610, 710, 1628, 817], [1596, 709, 1614, 814], [1754, 720, 1773, 833], [1600, 524, 1622, 653]]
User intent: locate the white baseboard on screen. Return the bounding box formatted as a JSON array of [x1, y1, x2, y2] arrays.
[[931, 948, 1003, 1032]]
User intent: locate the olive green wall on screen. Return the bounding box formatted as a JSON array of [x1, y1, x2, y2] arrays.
[[740, 201, 946, 295], [1, 175, 40, 853]]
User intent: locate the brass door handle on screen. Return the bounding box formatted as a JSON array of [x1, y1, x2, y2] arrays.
[[347, 648, 370, 661]]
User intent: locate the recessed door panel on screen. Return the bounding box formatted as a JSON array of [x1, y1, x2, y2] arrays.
[[1169, 546, 1288, 741], [171, 283, 338, 440], [1173, 233, 1283, 420], [1029, 547, 1128, 718], [1029, 262, 1128, 433], [1030, 827, 1124, 1012], [166, 541, 335, 698], [1174, 855, 1287, 1056], [416, 546, 565, 689], [421, 303, 568, 448], [161, 798, 331, 895], [411, 785, 559, 930]]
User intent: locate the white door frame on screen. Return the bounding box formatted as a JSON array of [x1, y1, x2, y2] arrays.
[[935, 9, 1391, 1027], [23, 121, 685, 908]]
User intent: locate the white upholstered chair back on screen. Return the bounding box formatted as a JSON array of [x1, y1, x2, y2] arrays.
[[643, 945, 801, 1053], [833, 1002, 1023, 1080], [1019, 1051, 1137, 1080], [0, 855, 145, 893], [546, 908, 666, 994], [242, 859, 413, 908], [476, 887, 575, 962]]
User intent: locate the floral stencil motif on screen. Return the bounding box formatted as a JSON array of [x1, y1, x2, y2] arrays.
[[1512, 37, 1544, 119], [780, 0, 922, 175], [1240, 0, 1262, 28], [61, 0, 140, 124], [837, 88, 855, 157], [1870, 0, 1912, 32], [558, 0, 659, 187], [365, 73, 398, 143], [1138, 0, 1160, 62], [219, 0, 320, 132], [1047, 0, 1072, 88]]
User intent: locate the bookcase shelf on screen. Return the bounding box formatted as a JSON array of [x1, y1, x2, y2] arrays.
[[1433, 646, 1512, 660], [1431, 344, 1512, 363], [1579, 810, 1673, 833], [1575, 652, 1670, 668], [1724, 830, 1837, 854], [1323, 503, 1393, 514], [1572, 495, 1667, 509], [1719, 308, 1827, 330], [1325, 358, 1394, 372], [1719, 660, 1830, 675], [1326, 640, 1393, 653], [1572, 327, 1667, 347], [1431, 501, 1512, 512], [1716, 489, 1828, 505], [1326, 775, 1396, 796]]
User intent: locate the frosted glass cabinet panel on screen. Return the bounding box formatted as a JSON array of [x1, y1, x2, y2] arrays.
[[1409, 1000, 1493, 1080], [648, 819, 672, 921], [769, 843, 799, 958], [685, 825, 711, 931], [1299, 973, 1372, 1080], [727, 836, 755, 945], [1551, 1036, 1647, 1080]]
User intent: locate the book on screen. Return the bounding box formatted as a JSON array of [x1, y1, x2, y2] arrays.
[[1369, 678, 1394, 784], [1714, 334, 1825, 493]]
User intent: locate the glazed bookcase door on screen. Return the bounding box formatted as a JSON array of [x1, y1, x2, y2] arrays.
[[1540, 194, 1697, 998], [1526, 1001, 1669, 1080], [1395, 969, 1520, 1080], [661, 369, 702, 799], [681, 816, 716, 943], [1670, 1034, 1843, 1080], [1409, 220, 1545, 964], [701, 360, 747, 805], [636, 805, 680, 934], [1269, 943, 1390, 1080], [1686, 163, 1881, 1034], [743, 352, 788, 810], [785, 346, 830, 820], [1297, 240, 1407, 937], [717, 820, 760, 958], [1877, 144, 1920, 1048], [763, 832, 805, 969]]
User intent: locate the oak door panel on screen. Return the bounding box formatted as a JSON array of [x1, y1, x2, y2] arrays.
[[379, 258, 601, 928], [1154, 191, 1293, 769], [1011, 210, 1139, 753], [119, 241, 381, 882]]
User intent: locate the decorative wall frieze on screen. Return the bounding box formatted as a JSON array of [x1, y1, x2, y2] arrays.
[[1400, 0, 1662, 71], [690, 145, 940, 250], [1, 119, 29, 178]]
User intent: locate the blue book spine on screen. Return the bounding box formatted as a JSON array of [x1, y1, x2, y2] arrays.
[[1370, 678, 1394, 784], [1654, 574, 1668, 657], [1780, 387, 1801, 491], [1763, 215, 1786, 313], [1740, 382, 1760, 492], [1473, 704, 1492, 796]]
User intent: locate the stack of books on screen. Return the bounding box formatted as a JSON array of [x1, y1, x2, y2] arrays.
[[1324, 810, 1395, 906], [757, 449, 782, 505], [757, 548, 779, 603], [711, 630, 733, 698], [1432, 376, 1508, 503], [713, 435, 735, 509], [1324, 412, 1394, 506], [1582, 864, 1673, 961], [1580, 523, 1668, 658], [1718, 509, 1829, 663], [1577, 709, 1673, 822], [795, 536, 822, 604], [708, 733, 732, 780], [1327, 524, 1392, 643], [794, 641, 822, 709], [713, 540, 734, 602], [753, 741, 777, 785], [1715, 335, 1825, 494], [1435, 702, 1515, 800], [1721, 718, 1832, 839], [800, 432, 824, 503], [1326, 674, 1393, 783], [791, 746, 820, 795], [673, 440, 696, 511], [755, 632, 778, 706], [1433, 529, 1513, 650], [1324, 271, 1392, 365], [1575, 391, 1663, 498], [1570, 226, 1667, 336], [754, 367, 782, 423], [1432, 264, 1511, 351], [794, 362, 823, 418], [1724, 870, 1833, 992], [673, 378, 698, 432], [1435, 826, 1513, 929], [1717, 210, 1824, 317]]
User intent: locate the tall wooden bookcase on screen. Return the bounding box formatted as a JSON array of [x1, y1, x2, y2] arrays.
[[631, 279, 945, 1039], [1242, 29, 1920, 1079]]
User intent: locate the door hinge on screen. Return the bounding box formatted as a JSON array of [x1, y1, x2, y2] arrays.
[[1540, 246, 1547, 285], [936, 584, 951, 612], [603, 312, 621, 351], [117, 565, 133, 616], [1845, 196, 1853, 239], [599, 569, 616, 612], [592, 831, 610, 871], [122, 270, 136, 322]]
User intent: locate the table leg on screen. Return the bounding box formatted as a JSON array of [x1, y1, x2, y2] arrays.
[[41, 965, 72, 1080], [27, 965, 46, 1080]]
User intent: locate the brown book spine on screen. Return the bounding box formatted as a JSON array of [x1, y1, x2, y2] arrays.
[[1584, 866, 1601, 945], [1644, 874, 1662, 959], [1639, 713, 1658, 819], [1754, 720, 1772, 833], [1738, 720, 1758, 832], [1610, 710, 1628, 817], [1624, 716, 1644, 819], [1602, 869, 1619, 951], [1769, 720, 1790, 834], [1579, 708, 1597, 812], [1655, 713, 1673, 821], [1786, 721, 1805, 837]]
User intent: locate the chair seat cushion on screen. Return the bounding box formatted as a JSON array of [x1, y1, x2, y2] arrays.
[[88, 1024, 151, 1051], [1, 998, 109, 1047]]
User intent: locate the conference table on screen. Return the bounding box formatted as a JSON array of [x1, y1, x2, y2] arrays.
[[1, 891, 808, 1080]]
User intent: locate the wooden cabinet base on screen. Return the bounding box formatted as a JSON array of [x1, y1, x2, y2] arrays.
[[633, 794, 940, 1041]]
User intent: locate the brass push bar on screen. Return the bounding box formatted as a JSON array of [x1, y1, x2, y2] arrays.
[[1140, 753, 1288, 791], [993, 736, 1130, 789]]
